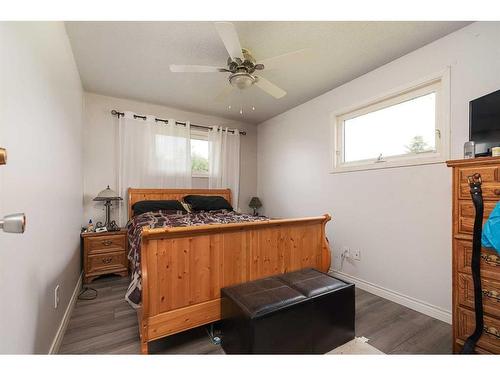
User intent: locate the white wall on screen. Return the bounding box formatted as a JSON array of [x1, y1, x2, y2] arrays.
[[257, 22, 500, 322], [0, 22, 83, 353], [83, 92, 257, 225]]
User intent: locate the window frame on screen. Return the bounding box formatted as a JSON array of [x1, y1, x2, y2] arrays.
[[330, 69, 450, 174], [190, 129, 210, 178]]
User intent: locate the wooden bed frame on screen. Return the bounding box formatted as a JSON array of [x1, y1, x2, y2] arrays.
[[128, 188, 332, 354]]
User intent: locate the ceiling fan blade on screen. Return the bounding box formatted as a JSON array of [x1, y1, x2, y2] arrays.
[[255, 76, 286, 99], [214, 85, 234, 102], [214, 22, 244, 61], [169, 64, 224, 73], [259, 48, 311, 70]]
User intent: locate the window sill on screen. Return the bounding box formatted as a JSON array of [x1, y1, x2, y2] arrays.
[[330, 155, 447, 174], [192, 173, 209, 178]]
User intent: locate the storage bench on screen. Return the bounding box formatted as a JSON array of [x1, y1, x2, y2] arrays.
[[220, 268, 355, 354]]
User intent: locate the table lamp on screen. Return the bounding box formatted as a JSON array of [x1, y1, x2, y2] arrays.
[[93, 185, 122, 231], [249, 197, 262, 216]]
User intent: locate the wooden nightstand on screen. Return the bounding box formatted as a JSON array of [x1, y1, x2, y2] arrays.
[[81, 229, 128, 284]]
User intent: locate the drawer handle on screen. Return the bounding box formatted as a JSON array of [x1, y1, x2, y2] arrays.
[[495, 189, 500, 195], [102, 240, 113, 246], [482, 289, 500, 302], [481, 253, 500, 266], [484, 325, 500, 340], [102, 257, 113, 264]]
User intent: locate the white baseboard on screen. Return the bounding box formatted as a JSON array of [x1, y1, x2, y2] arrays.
[[48, 272, 82, 354], [330, 270, 451, 324]]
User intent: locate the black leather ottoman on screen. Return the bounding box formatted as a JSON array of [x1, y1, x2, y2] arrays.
[[220, 268, 355, 354]]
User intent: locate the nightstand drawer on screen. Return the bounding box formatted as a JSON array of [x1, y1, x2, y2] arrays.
[[87, 234, 126, 254], [87, 251, 127, 274]]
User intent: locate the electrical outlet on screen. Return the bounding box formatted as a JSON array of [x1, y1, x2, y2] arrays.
[[339, 246, 349, 258], [353, 249, 361, 261], [54, 285, 60, 309], [341, 246, 350, 259]]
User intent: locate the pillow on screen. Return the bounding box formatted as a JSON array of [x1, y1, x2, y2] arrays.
[[132, 200, 186, 216], [183, 195, 233, 211]]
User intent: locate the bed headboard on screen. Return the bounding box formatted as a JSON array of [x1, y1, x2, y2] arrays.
[[128, 188, 232, 219]]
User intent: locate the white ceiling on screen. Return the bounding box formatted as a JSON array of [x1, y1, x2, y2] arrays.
[[65, 21, 470, 124]]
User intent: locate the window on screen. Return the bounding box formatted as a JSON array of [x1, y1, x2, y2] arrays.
[[153, 134, 191, 176], [332, 71, 449, 173], [191, 130, 209, 177]]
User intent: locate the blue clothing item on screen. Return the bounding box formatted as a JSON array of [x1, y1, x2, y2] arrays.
[[482, 200, 500, 254]]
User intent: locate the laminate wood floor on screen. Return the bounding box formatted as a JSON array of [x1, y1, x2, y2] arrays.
[[59, 275, 452, 354]]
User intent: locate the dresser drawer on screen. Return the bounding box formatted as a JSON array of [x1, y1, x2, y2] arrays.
[[87, 251, 127, 274], [459, 166, 500, 183], [457, 201, 495, 236], [459, 183, 500, 201], [87, 234, 126, 254], [455, 239, 500, 282], [457, 307, 500, 353], [458, 273, 500, 318], [458, 165, 500, 200]]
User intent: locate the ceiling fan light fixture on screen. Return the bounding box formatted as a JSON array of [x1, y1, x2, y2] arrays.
[[174, 22, 289, 102], [229, 72, 255, 90]]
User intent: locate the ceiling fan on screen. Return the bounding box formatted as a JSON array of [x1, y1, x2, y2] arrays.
[[169, 22, 310, 101]]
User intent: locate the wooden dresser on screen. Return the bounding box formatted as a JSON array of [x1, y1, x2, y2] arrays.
[[447, 157, 500, 354], [81, 229, 128, 284]]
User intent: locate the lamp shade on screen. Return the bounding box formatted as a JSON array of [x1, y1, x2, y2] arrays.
[[93, 185, 122, 201], [248, 197, 262, 209]]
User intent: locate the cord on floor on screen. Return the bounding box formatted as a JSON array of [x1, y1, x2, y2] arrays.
[[78, 286, 98, 300], [206, 323, 222, 345]]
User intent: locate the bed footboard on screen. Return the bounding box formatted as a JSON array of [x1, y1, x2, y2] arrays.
[[138, 214, 332, 353]]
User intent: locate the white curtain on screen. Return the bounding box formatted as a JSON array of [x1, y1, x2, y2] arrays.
[[117, 111, 191, 224], [208, 126, 240, 210]]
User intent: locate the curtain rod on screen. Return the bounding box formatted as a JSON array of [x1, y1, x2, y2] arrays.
[[110, 110, 246, 136]]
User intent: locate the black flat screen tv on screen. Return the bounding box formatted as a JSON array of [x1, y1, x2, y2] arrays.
[[470, 88, 500, 156]]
